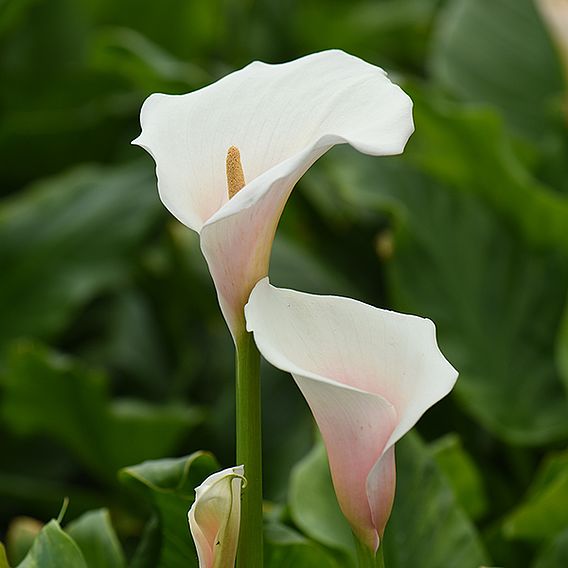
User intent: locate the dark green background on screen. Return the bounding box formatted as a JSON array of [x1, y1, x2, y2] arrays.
[[1, 0, 568, 566]]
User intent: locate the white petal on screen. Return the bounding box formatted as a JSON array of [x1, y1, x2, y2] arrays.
[[133, 49, 413, 233], [245, 278, 458, 448]]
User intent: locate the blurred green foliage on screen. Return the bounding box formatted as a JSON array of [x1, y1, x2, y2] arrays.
[[1, 0, 568, 566]]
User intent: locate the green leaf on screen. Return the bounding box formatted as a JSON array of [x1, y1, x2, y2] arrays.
[[1, 342, 202, 480], [407, 93, 568, 255], [388, 172, 568, 443], [504, 452, 568, 541], [533, 529, 568, 568], [92, 290, 169, 392], [66, 509, 125, 568], [109, 400, 203, 471], [264, 523, 342, 568], [430, 0, 564, 138], [390, 172, 568, 444], [384, 433, 488, 567], [91, 27, 211, 93], [16, 520, 87, 568], [0, 161, 160, 352], [430, 434, 488, 520], [129, 517, 161, 568], [293, 0, 440, 72], [118, 452, 219, 568], [288, 441, 356, 565], [0, 0, 144, 187]]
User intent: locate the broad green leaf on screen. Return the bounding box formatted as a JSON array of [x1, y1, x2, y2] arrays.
[[0, 543, 9, 568], [294, 0, 440, 71], [85, 0, 227, 66], [289, 433, 487, 567], [129, 517, 161, 568], [384, 168, 568, 444], [288, 442, 356, 565], [109, 400, 203, 471], [16, 520, 87, 568], [66, 509, 125, 568], [430, 0, 564, 138], [264, 523, 342, 568], [407, 93, 568, 254], [92, 290, 169, 393], [119, 452, 219, 568], [504, 452, 568, 541], [430, 434, 488, 520], [0, 0, 145, 188], [534, 529, 568, 568], [383, 433, 488, 567], [1, 342, 202, 480], [91, 27, 211, 93], [0, 161, 160, 351]]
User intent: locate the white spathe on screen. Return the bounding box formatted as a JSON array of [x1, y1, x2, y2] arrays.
[[133, 50, 414, 338], [245, 278, 458, 551], [188, 465, 245, 568]]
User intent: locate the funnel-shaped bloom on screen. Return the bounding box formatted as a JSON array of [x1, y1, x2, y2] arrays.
[[188, 465, 245, 568], [245, 279, 458, 551], [133, 50, 413, 339]]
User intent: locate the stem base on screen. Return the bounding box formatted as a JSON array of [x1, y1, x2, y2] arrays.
[[235, 332, 263, 568]]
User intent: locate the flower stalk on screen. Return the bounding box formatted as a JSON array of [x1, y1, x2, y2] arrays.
[[355, 537, 385, 568], [235, 331, 263, 567]]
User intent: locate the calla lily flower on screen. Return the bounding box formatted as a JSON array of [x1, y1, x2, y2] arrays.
[[245, 278, 458, 552], [133, 50, 414, 339], [188, 465, 245, 568]]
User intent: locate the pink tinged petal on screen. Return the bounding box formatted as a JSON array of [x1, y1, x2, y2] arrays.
[[245, 278, 458, 549], [199, 145, 326, 334], [133, 50, 414, 337], [293, 374, 397, 550], [188, 465, 244, 568], [366, 446, 396, 542]]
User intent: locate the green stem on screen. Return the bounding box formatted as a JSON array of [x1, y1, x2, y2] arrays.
[[235, 331, 263, 568], [376, 546, 385, 568], [354, 535, 385, 568]]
